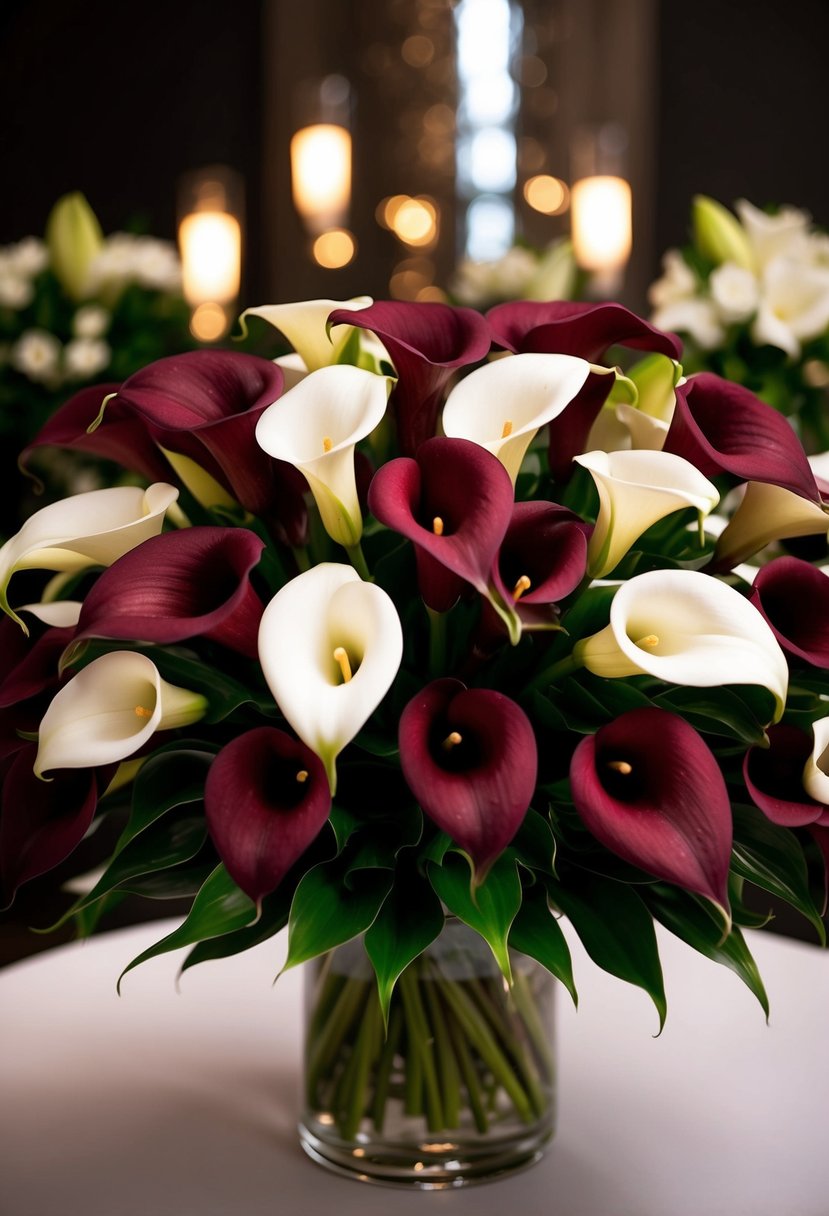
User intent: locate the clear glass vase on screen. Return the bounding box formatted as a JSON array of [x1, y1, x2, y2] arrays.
[[298, 919, 556, 1188]]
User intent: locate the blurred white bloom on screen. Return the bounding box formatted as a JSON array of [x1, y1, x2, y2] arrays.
[[491, 247, 539, 295], [0, 273, 34, 310], [451, 240, 574, 308], [709, 262, 759, 323], [131, 237, 182, 292], [85, 233, 181, 297], [651, 297, 725, 350], [64, 337, 111, 380], [648, 249, 697, 309], [735, 199, 811, 270], [752, 256, 829, 357], [7, 237, 48, 276], [73, 304, 111, 338], [526, 239, 577, 302], [11, 330, 62, 382]]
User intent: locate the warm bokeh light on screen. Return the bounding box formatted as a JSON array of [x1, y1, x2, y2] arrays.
[[290, 124, 352, 234], [571, 176, 632, 272], [178, 211, 241, 306], [390, 197, 438, 247], [190, 301, 229, 341], [377, 194, 410, 230], [312, 229, 356, 269], [524, 175, 570, 216]]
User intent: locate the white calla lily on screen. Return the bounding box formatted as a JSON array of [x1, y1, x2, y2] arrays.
[[714, 481, 829, 567], [752, 257, 829, 357], [255, 364, 391, 548], [802, 717, 829, 804], [258, 563, 403, 792], [19, 600, 82, 628], [239, 297, 371, 373], [735, 199, 811, 270], [574, 568, 788, 721], [441, 352, 591, 484], [34, 651, 208, 777], [574, 449, 719, 578], [0, 483, 178, 630]]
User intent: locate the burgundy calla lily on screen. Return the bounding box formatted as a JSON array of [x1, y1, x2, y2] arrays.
[[19, 382, 174, 486], [368, 437, 515, 612], [71, 526, 266, 659], [487, 300, 682, 362], [750, 556, 829, 668], [399, 678, 537, 881], [491, 501, 591, 630], [328, 300, 492, 454], [663, 373, 820, 501], [0, 615, 74, 708], [743, 725, 829, 828], [0, 744, 110, 906], [204, 727, 331, 905], [570, 707, 732, 913], [547, 368, 618, 484]]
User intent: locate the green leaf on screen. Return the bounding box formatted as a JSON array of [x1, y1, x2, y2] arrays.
[[119, 743, 215, 849], [653, 687, 768, 745], [428, 852, 522, 982], [640, 883, 769, 1017], [179, 887, 293, 974], [118, 864, 258, 989], [508, 882, 577, 1004], [282, 854, 393, 972], [549, 870, 666, 1030], [731, 804, 826, 943], [364, 868, 445, 1026], [511, 808, 557, 875]]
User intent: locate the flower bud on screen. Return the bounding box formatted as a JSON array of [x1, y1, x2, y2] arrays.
[[45, 192, 104, 301], [692, 195, 753, 270]]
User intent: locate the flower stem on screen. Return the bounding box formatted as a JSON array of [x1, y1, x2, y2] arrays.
[[523, 649, 584, 696], [306, 976, 368, 1105], [291, 545, 311, 573], [371, 1004, 403, 1131], [423, 973, 461, 1127], [340, 991, 381, 1140], [399, 966, 445, 1131], [427, 606, 447, 676], [345, 542, 371, 581]]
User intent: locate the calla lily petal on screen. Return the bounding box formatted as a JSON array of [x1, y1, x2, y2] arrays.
[[18, 601, 82, 628], [574, 569, 789, 721], [34, 652, 208, 777], [744, 724, 828, 828], [399, 678, 537, 882], [328, 299, 492, 454], [368, 437, 515, 612], [664, 373, 820, 500], [802, 717, 829, 812], [443, 352, 591, 483], [205, 727, 331, 905], [258, 564, 403, 791], [713, 482, 829, 569], [574, 449, 719, 578], [750, 556, 829, 668], [491, 501, 590, 618], [487, 299, 682, 361], [570, 707, 732, 912], [0, 483, 178, 630], [255, 365, 391, 547], [71, 527, 265, 659], [0, 615, 74, 709], [240, 297, 371, 372]]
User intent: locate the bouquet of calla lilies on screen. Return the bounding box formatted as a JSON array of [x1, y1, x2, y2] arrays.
[[2, 293, 828, 1069]]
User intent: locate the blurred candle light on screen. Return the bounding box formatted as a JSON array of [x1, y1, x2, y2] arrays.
[[291, 75, 352, 238], [570, 123, 632, 294], [524, 174, 570, 216], [312, 228, 357, 269], [177, 166, 243, 341]]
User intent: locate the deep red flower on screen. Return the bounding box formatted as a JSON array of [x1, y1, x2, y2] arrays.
[[204, 727, 331, 905], [749, 557, 829, 668], [743, 724, 829, 828], [487, 300, 682, 362], [399, 678, 537, 881], [570, 707, 732, 911], [490, 501, 591, 629]]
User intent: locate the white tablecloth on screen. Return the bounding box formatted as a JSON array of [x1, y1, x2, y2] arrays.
[[0, 918, 826, 1216]]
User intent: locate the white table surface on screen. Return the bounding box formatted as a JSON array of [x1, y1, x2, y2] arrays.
[[0, 918, 826, 1216]]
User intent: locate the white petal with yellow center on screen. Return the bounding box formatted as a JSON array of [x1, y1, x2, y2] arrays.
[[441, 351, 591, 484]]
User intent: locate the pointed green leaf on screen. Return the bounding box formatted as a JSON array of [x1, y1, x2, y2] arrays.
[[731, 804, 826, 944], [365, 868, 445, 1026], [508, 882, 577, 1004], [180, 888, 293, 974], [119, 743, 215, 849], [118, 864, 258, 989], [428, 852, 522, 982], [549, 871, 666, 1030], [640, 883, 769, 1017], [282, 855, 393, 972]]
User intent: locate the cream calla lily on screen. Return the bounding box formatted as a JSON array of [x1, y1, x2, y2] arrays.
[[751, 257, 829, 358], [34, 651, 208, 777], [802, 717, 829, 804], [19, 600, 83, 628], [441, 352, 591, 484], [0, 483, 179, 630], [258, 563, 403, 792], [239, 297, 371, 373], [255, 364, 391, 548], [714, 481, 829, 567], [574, 568, 789, 721], [575, 449, 719, 578]]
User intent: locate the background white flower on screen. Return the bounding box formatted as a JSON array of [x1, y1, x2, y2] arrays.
[[11, 330, 62, 382], [64, 337, 112, 380], [72, 304, 111, 339]]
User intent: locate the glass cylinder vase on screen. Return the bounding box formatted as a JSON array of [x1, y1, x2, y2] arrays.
[[299, 918, 556, 1188]]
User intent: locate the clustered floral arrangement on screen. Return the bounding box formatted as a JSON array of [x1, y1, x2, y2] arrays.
[[0, 192, 192, 514], [649, 195, 829, 449], [450, 236, 577, 309], [1, 295, 827, 1154]]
